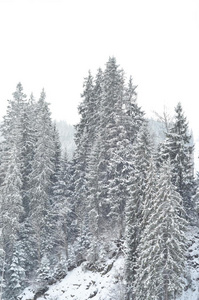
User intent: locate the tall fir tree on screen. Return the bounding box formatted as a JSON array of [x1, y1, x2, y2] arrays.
[[125, 121, 153, 298], [20, 94, 37, 217], [72, 71, 95, 237], [159, 102, 195, 213], [134, 161, 187, 300], [0, 83, 28, 299], [85, 137, 102, 263], [0, 84, 64, 297], [0, 144, 25, 299], [124, 76, 144, 143], [71, 69, 104, 260], [96, 57, 126, 235], [73, 57, 145, 262], [50, 150, 74, 276], [50, 123, 62, 198], [28, 89, 55, 266]]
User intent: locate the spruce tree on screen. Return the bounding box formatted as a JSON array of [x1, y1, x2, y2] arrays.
[[124, 76, 144, 143], [0, 83, 36, 299], [6, 242, 26, 300], [0, 144, 24, 299], [134, 161, 187, 300], [50, 150, 74, 275], [125, 121, 153, 298], [73, 58, 145, 262], [20, 94, 37, 217], [71, 69, 104, 260], [50, 123, 62, 198], [0, 84, 64, 296], [159, 102, 195, 213], [28, 89, 55, 265], [97, 57, 126, 235], [98, 60, 145, 239], [85, 137, 102, 262], [71, 71, 95, 238]]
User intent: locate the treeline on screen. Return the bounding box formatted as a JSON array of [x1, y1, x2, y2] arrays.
[[0, 57, 197, 300], [0, 86, 69, 299]]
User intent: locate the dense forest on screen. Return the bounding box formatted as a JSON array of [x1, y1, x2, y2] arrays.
[[0, 57, 198, 300]]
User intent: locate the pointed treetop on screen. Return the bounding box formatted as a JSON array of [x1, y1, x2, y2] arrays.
[[39, 88, 46, 101], [171, 102, 190, 141], [107, 56, 117, 64], [29, 93, 35, 105], [82, 70, 93, 91], [105, 56, 119, 73], [126, 76, 138, 103], [12, 82, 27, 102], [16, 82, 23, 93]]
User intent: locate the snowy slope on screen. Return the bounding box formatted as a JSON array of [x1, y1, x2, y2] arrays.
[[19, 226, 199, 300], [19, 256, 125, 300]]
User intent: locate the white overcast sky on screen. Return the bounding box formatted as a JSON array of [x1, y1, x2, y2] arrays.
[[0, 0, 199, 137]]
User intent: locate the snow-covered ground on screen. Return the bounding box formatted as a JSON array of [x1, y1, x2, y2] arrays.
[[19, 256, 125, 300], [19, 225, 199, 300]]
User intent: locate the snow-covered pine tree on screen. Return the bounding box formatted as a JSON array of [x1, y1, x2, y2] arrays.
[[85, 137, 102, 263], [18, 93, 40, 279], [98, 60, 146, 241], [70, 69, 104, 261], [134, 161, 187, 300], [0, 144, 24, 299], [0, 83, 29, 299], [0, 83, 29, 202], [0, 84, 65, 295], [125, 121, 153, 298], [74, 70, 95, 167], [141, 158, 157, 230], [72, 72, 94, 215], [74, 69, 109, 263], [6, 242, 26, 300], [50, 123, 62, 198], [159, 102, 195, 213], [49, 150, 76, 277], [20, 93, 38, 217], [96, 57, 127, 237], [1, 83, 27, 146], [73, 58, 145, 262], [124, 76, 144, 143], [28, 89, 55, 267]]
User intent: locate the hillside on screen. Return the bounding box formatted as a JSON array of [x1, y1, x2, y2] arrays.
[[18, 224, 199, 300], [20, 256, 125, 300], [0, 61, 197, 300]]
